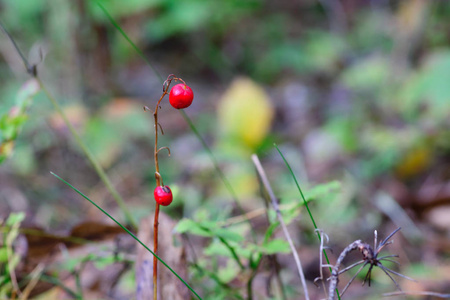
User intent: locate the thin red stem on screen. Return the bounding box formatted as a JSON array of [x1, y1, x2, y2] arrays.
[[153, 203, 160, 299], [151, 74, 182, 300]]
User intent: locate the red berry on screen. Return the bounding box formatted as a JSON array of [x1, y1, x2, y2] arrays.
[[154, 185, 173, 206], [169, 83, 194, 109]]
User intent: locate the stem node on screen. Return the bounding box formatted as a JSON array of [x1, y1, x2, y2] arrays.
[[156, 146, 171, 157]]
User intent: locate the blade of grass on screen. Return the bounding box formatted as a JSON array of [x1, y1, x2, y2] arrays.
[[274, 143, 341, 300], [37, 274, 81, 299], [50, 171, 203, 300], [0, 20, 34, 75], [96, 3, 163, 84]]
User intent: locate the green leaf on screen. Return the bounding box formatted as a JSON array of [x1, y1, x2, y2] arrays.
[[303, 181, 341, 201], [263, 222, 280, 243], [0, 79, 39, 165], [0, 248, 8, 263], [217, 260, 241, 283], [248, 239, 291, 255], [60, 257, 86, 272], [204, 241, 232, 257], [304, 31, 347, 73], [174, 219, 212, 237], [94, 254, 125, 269], [174, 218, 195, 233], [6, 212, 25, 226], [204, 241, 251, 259], [0, 114, 29, 141], [399, 50, 450, 121], [0, 276, 12, 297], [176, 218, 244, 242], [340, 55, 390, 91], [145, 1, 212, 42], [211, 228, 244, 243], [261, 239, 291, 254], [325, 118, 359, 153]]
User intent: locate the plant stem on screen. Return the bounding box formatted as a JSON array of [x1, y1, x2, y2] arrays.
[[328, 241, 361, 300], [152, 94, 163, 300], [269, 255, 287, 300], [151, 75, 177, 299], [246, 255, 262, 300], [251, 154, 310, 300], [152, 87, 162, 300], [275, 144, 340, 299], [153, 203, 160, 300], [96, 3, 163, 84]]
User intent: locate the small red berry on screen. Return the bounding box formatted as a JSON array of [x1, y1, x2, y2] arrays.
[[169, 83, 194, 109], [154, 185, 173, 206]]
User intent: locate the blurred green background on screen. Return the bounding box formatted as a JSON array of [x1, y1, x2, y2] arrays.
[[1, 0, 449, 299]]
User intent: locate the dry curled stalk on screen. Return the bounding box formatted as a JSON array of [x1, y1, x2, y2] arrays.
[[147, 74, 184, 300], [251, 154, 310, 300], [327, 227, 416, 300]]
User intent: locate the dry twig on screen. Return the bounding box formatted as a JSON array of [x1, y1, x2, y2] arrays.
[[251, 154, 310, 300], [327, 228, 415, 300]]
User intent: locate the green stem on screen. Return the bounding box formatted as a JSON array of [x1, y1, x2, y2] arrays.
[[274, 144, 340, 300], [218, 236, 245, 270], [38, 79, 137, 229], [38, 274, 81, 299], [198, 225, 244, 270]]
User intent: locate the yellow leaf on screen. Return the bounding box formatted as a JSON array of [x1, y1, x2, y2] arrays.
[[217, 78, 273, 150], [0, 141, 15, 158], [395, 146, 431, 178]]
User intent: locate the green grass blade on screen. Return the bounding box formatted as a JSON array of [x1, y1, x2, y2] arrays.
[[38, 274, 81, 299], [51, 172, 203, 300], [96, 2, 163, 84], [274, 144, 341, 300], [274, 144, 317, 228]]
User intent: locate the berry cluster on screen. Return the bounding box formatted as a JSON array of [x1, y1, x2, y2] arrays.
[[153, 80, 193, 207]]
